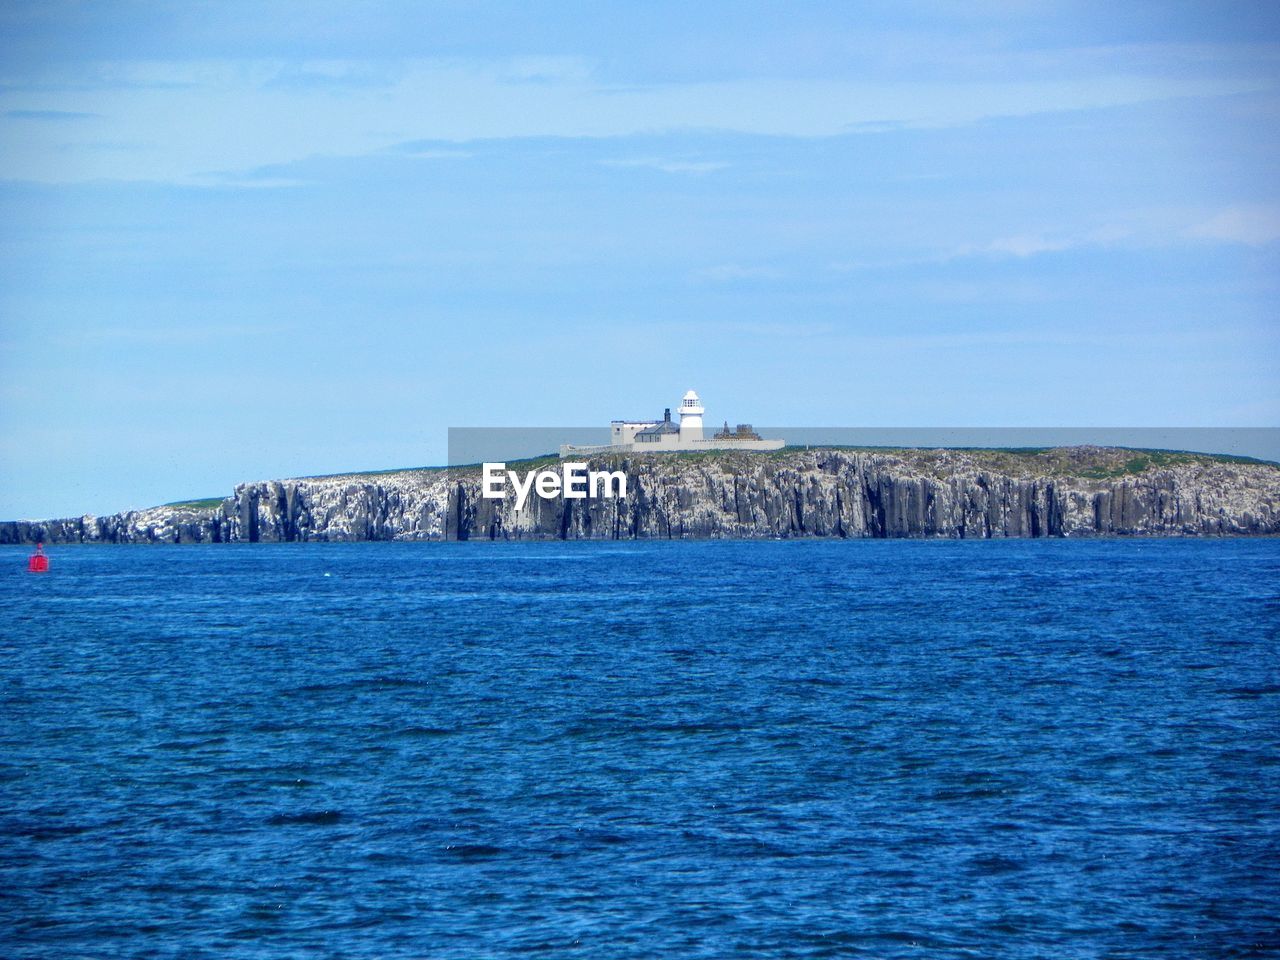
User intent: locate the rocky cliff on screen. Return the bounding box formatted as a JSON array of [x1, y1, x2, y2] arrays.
[[3, 447, 1278, 544]]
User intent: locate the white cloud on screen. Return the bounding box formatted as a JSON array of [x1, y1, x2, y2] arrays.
[[399, 147, 473, 160], [971, 208, 1280, 260], [1185, 205, 1280, 245], [188, 176, 310, 189], [945, 228, 1111, 261], [47, 322, 296, 348], [689, 263, 784, 283], [601, 157, 729, 174], [831, 212, 1237, 271], [982, 234, 1076, 258]]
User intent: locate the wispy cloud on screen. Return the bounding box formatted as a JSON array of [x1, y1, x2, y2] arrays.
[[981, 235, 1078, 258], [187, 162, 312, 189], [187, 175, 311, 189], [5, 108, 98, 120], [402, 148, 473, 160], [972, 209, 1280, 259], [48, 322, 297, 348], [602, 157, 729, 174], [689, 263, 784, 283], [495, 57, 593, 85], [261, 60, 401, 92], [830, 209, 1274, 273], [1185, 205, 1280, 245], [833, 227, 1128, 270], [967, 223, 1137, 258], [843, 119, 906, 133], [385, 139, 475, 160]]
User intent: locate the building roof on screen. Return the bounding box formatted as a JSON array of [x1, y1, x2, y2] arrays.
[[635, 419, 681, 437]]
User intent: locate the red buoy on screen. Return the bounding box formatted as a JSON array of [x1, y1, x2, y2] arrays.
[[27, 543, 49, 573]]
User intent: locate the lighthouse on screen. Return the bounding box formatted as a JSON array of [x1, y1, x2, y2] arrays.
[[560, 387, 784, 456], [679, 389, 704, 442]]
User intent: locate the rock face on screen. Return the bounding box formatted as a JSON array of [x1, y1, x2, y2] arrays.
[[3, 447, 1278, 543]]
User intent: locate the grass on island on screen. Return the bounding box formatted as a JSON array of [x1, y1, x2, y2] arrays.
[[769, 445, 1277, 477], [1071, 449, 1275, 478], [161, 497, 226, 510], [297, 464, 443, 480], [486, 446, 1276, 476], [619, 444, 1276, 478]]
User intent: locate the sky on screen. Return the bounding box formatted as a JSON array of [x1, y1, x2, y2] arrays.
[[1, 1, 1277, 518]]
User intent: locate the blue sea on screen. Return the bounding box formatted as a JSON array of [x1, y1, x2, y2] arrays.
[[2, 540, 1278, 959]]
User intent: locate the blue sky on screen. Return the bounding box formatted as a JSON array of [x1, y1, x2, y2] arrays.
[[1, 1, 1277, 517]]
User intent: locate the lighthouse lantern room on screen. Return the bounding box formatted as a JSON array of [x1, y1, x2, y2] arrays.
[[679, 389, 704, 441]]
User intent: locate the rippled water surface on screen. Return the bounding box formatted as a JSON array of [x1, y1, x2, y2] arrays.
[[2, 540, 1278, 958]]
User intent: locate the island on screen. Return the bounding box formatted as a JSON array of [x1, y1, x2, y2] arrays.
[[2, 446, 1278, 543]]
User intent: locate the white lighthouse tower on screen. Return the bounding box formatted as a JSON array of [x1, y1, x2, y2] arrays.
[[678, 389, 705, 441]]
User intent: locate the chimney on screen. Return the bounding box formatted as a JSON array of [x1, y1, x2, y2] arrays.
[[664, 408, 671, 422]]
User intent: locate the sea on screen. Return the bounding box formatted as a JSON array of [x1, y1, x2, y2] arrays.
[[1, 539, 1277, 959]]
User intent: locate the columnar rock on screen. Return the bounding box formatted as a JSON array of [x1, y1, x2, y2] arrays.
[[2, 447, 1277, 543]]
